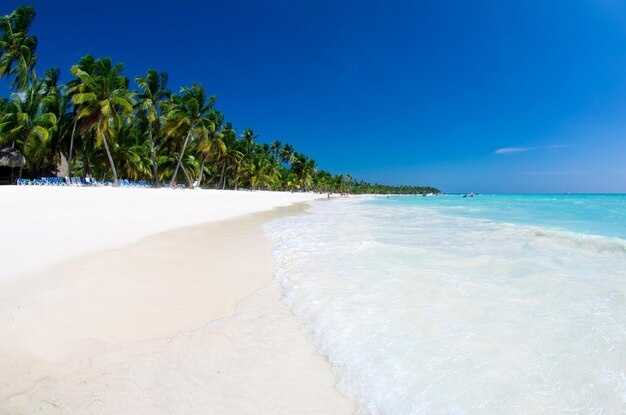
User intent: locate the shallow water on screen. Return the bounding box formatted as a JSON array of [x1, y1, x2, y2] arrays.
[[264, 195, 626, 414]]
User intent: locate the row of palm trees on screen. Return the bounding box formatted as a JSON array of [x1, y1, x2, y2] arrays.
[[0, 5, 440, 195]]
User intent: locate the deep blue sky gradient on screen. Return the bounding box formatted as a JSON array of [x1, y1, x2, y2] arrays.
[[2, 0, 626, 192]]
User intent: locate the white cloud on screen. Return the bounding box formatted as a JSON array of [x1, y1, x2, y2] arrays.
[[494, 147, 533, 154], [494, 144, 569, 155]]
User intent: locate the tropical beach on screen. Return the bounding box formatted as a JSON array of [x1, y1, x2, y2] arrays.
[[0, 187, 354, 414], [3, 0, 626, 414]]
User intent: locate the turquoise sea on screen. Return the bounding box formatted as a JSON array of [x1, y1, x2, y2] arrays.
[[264, 194, 626, 414]]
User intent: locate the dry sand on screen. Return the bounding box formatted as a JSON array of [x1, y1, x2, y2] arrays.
[[0, 186, 325, 283], [0, 188, 354, 414]]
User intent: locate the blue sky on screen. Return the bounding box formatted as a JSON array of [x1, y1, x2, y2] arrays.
[[2, 0, 626, 193]]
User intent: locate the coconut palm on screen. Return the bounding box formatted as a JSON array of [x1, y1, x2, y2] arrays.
[[40, 67, 69, 173], [0, 78, 56, 176], [270, 140, 282, 161], [291, 153, 317, 191], [217, 123, 243, 189], [162, 83, 215, 188], [74, 130, 101, 179], [115, 122, 151, 181], [241, 128, 258, 153], [64, 55, 95, 179], [135, 69, 170, 186], [280, 142, 295, 164], [0, 5, 37, 91], [195, 109, 225, 187], [69, 57, 135, 185], [157, 151, 199, 188]]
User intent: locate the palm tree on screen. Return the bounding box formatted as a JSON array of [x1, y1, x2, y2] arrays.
[[231, 138, 250, 190], [162, 83, 215, 188], [0, 78, 56, 177], [70, 57, 135, 185], [65, 54, 95, 179], [217, 123, 243, 189], [270, 140, 282, 161], [194, 109, 225, 187], [0, 5, 37, 91], [291, 153, 317, 191], [241, 128, 258, 153], [40, 67, 69, 174], [280, 143, 295, 164], [346, 173, 353, 194], [115, 122, 151, 181], [157, 151, 199, 188], [75, 130, 100, 179], [135, 69, 170, 186], [253, 154, 281, 189], [314, 169, 333, 192]]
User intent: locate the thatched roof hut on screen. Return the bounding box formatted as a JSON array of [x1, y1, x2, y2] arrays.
[[0, 148, 25, 168]]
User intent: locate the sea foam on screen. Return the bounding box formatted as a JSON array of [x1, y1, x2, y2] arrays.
[[264, 195, 626, 414]]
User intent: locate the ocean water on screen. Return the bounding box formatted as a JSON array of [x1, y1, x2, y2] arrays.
[[263, 194, 626, 414]]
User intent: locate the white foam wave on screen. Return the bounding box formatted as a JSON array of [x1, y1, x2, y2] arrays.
[[264, 198, 626, 414]]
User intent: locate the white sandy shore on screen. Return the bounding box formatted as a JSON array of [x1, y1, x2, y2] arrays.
[[0, 187, 322, 283], [0, 187, 354, 414]]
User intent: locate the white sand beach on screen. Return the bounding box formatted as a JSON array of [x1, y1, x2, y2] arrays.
[[0, 187, 354, 414]]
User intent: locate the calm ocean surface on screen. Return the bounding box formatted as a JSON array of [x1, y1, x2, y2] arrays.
[[264, 194, 626, 414]]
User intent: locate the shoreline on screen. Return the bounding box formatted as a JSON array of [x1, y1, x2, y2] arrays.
[[0, 188, 355, 414]]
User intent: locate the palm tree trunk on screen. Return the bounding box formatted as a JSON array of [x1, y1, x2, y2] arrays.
[[182, 166, 194, 188], [148, 125, 159, 187], [100, 130, 118, 186], [68, 118, 77, 179], [220, 160, 227, 189], [169, 130, 192, 188], [233, 168, 240, 190], [196, 156, 206, 189]]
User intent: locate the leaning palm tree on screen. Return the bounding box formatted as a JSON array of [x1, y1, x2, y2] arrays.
[[0, 5, 38, 91], [135, 69, 170, 186], [161, 83, 215, 188], [157, 151, 199, 188], [69, 57, 135, 185]]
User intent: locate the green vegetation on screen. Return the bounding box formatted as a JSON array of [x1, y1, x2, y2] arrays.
[[0, 5, 439, 195]]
